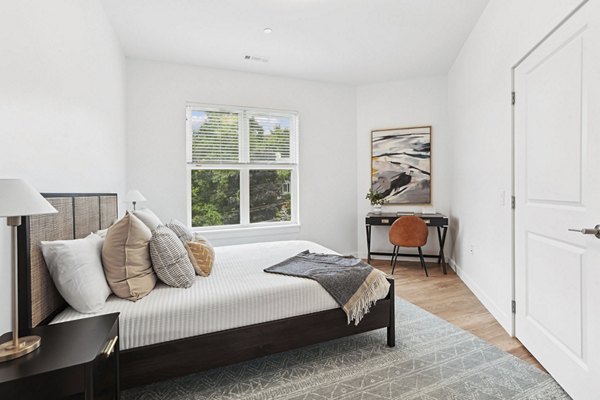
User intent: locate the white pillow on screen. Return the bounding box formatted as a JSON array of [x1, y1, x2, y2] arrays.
[[131, 208, 163, 231], [95, 228, 109, 238], [40, 233, 112, 314]]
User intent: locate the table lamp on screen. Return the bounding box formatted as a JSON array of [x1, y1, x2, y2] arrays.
[[124, 190, 146, 211], [0, 179, 57, 362]]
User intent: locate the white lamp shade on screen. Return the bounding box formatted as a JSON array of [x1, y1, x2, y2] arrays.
[[124, 190, 147, 203], [0, 179, 57, 217]]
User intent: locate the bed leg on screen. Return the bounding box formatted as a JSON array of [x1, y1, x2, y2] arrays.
[[386, 277, 395, 347]]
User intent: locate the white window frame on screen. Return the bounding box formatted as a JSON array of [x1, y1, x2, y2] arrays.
[[186, 103, 300, 233]]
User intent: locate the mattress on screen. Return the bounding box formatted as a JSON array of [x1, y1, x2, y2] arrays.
[[51, 240, 342, 350]]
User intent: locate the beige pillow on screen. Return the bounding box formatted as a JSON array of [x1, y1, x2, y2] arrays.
[[185, 238, 215, 277], [131, 208, 162, 231], [102, 213, 156, 300]]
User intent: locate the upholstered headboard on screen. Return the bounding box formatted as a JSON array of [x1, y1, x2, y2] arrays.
[[17, 193, 118, 330]]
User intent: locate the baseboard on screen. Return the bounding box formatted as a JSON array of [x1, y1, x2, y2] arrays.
[[448, 258, 513, 336]]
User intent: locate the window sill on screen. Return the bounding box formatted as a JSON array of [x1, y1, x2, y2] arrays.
[[192, 223, 301, 241]]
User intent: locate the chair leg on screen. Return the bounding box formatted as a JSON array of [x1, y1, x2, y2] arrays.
[[391, 246, 399, 275], [418, 247, 428, 277], [390, 246, 397, 266]]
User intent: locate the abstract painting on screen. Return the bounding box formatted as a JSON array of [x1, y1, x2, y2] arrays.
[[371, 126, 431, 204]]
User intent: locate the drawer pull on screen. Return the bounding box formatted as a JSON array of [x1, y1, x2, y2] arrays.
[[101, 336, 118, 357]]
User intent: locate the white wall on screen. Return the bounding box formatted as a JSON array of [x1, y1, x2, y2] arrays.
[[447, 0, 584, 333], [356, 76, 449, 260], [126, 60, 357, 254], [0, 0, 126, 333]]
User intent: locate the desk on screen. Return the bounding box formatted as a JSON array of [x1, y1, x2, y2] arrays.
[[366, 213, 449, 274]]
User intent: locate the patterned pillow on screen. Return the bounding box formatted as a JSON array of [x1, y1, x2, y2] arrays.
[[149, 226, 195, 288], [185, 239, 215, 277], [165, 219, 193, 243]]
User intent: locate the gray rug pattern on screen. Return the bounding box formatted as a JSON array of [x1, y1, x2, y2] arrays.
[[123, 298, 570, 400]]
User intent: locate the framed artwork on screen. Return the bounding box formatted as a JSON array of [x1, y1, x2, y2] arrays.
[[371, 125, 431, 204]]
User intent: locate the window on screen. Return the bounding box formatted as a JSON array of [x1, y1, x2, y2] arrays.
[[186, 105, 298, 230]]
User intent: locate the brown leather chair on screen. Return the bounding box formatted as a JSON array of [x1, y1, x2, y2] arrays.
[[388, 216, 429, 276]]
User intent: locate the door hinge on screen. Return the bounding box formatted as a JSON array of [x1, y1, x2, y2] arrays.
[[512, 91, 516, 105], [511, 196, 516, 209], [512, 300, 516, 314]]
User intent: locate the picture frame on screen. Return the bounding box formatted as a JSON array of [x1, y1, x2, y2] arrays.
[[371, 125, 431, 204]]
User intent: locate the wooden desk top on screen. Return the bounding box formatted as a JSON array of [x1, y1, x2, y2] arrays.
[[366, 212, 448, 226], [367, 212, 447, 218]]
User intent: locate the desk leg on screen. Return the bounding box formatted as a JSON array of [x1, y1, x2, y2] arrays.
[[436, 226, 443, 264], [436, 226, 448, 274], [366, 224, 372, 263]]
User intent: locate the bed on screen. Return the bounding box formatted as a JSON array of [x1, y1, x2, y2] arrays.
[[16, 193, 395, 388]]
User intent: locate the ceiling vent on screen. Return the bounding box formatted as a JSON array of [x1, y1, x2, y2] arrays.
[[244, 55, 269, 63]]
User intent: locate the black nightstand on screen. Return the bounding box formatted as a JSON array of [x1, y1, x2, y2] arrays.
[[0, 313, 120, 400]]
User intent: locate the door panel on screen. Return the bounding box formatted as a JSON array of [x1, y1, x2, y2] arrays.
[[526, 34, 583, 204], [526, 233, 583, 357], [514, 1, 600, 398]]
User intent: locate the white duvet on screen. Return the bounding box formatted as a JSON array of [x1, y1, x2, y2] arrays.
[[51, 240, 343, 350]]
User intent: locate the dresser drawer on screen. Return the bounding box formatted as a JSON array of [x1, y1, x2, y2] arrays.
[[366, 216, 397, 225]]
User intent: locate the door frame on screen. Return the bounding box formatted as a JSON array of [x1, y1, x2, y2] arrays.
[[510, 0, 589, 337]]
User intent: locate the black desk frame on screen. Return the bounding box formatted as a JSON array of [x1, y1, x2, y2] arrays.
[[366, 213, 449, 274]]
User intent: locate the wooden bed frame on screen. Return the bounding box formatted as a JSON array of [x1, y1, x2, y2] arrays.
[[17, 193, 396, 389]]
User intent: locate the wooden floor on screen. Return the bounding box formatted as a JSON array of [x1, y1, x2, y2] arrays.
[[371, 258, 544, 370]]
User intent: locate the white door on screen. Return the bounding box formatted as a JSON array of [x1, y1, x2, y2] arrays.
[[514, 1, 600, 398]]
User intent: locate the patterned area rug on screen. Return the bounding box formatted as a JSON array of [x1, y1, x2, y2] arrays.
[[123, 298, 570, 399]]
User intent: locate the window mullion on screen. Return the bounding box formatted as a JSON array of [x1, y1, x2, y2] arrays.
[[239, 111, 250, 225], [186, 166, 192, 227], [291, 166, 299, 224], [291, 115, 299, 164], [240, 110, 248, 163], [240, 167, 250, 225], [185, 106, 192, 163]]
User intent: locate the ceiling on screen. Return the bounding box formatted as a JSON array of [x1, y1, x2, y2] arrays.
[[100, 0, 489, 85]]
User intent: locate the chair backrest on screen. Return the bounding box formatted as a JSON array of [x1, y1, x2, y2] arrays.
[[389, 216, 428, 248]]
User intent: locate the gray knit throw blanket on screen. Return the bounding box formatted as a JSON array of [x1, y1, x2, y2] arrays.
[[264, 251, 390, 325]]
